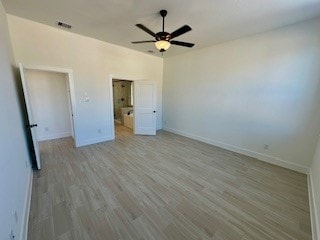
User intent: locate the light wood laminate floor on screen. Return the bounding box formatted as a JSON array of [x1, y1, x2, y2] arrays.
[[28, 125, 312, 240]]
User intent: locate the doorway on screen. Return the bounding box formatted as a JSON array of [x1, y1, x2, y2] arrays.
[[19, 64, 76, 169], [112, 79, 134, 138], [26, 70, 74, 141], [109, 74, 157, 139]]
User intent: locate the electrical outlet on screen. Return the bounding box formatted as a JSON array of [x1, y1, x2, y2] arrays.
[[45, 127, 49, 131], [164, 120, 168, 124], [25, 161, 28, 168], [98, 129, 102, 134], [264, 144, 269, 150]]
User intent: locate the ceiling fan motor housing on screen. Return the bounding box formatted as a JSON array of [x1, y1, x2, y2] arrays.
[[156, 32, 170, 41]]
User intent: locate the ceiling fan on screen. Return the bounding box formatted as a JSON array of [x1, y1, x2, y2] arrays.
[[132, 9, 194, 52]]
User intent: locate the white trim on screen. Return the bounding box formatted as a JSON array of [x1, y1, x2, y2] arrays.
[[20, 169, 33, 240], [76, 135, 114, 147], [109, 73, 144, 82], [163, 127, 309, 174], [309, 172, 320, 240], [37, 132, 72, 141], [66, 71, 77, 143], [109, 75, 116, 141], [22, 65, 73, 75], [65, 74, 75, 139]]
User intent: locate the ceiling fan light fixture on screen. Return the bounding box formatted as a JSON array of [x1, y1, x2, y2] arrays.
[[155, 40, 171, 51], [133, 10, 194, 52]]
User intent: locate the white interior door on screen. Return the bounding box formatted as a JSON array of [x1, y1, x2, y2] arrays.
[[19, 63, 41, 169], [134, 81, 157, 135]]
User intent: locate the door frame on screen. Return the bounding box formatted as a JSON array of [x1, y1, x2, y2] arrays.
[[22, 64, 78, 145], [109, 74, 148, 138]]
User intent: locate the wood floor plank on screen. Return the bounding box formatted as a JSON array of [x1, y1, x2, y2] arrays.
[[27, 124, 312, 240], [52, 201, 73, 238]]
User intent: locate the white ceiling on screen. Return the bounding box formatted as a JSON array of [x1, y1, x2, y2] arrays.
[[3, 0, 320, 57]]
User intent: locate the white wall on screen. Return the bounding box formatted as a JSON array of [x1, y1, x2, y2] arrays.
[[310, 138, 320, 239], [25, 70, 72, 141], [0, 1, 32, 239], [163, 18, 320, 172], [7, 14, 163, 147]]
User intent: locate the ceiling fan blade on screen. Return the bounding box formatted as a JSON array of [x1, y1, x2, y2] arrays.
[[170, 40, 194, 48], [170, 25, 192, 39], [132, 40, 156, 44], [136, 24, 157, 37]]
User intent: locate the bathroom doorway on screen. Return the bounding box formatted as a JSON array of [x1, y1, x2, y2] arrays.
[[112, 79, 134, 137]]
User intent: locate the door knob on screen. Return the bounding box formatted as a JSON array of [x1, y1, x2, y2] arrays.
[[27, 124, 38, 128]]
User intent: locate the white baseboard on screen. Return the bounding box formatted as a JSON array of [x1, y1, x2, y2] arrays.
[[76, 135, 114, 147], [20, 169, 33, 240], [308, 172, 320, 240], [38, 132, 72, 141], [163, 127, 309, 174]]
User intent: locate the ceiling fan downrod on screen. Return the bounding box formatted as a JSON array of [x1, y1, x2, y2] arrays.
[[160, 9, 167, 32]]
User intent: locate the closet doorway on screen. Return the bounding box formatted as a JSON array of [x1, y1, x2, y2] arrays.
[[20, 64, 76, 169]]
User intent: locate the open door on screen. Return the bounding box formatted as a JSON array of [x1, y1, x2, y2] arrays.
[[19, 63, 41, 169], [134, 80, 157, 135]]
